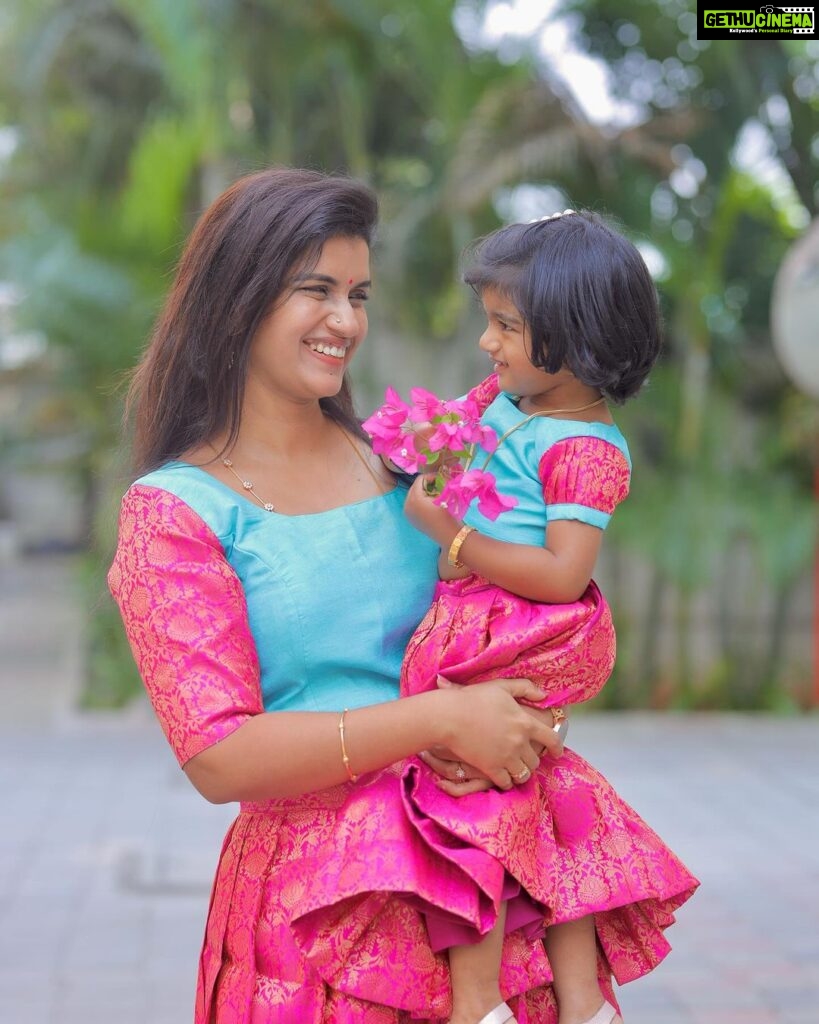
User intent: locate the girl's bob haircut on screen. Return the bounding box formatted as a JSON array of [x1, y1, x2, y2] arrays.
[[463, 211, 661, 404]]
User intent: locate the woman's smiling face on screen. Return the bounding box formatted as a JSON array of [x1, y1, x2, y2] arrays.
[[246, 235, 371, 405]]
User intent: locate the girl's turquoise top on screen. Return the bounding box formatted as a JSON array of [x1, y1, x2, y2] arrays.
[[463, 392, 632, 544]]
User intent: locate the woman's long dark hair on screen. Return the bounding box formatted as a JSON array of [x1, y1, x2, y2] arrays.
[[126, 167, 379, 476]]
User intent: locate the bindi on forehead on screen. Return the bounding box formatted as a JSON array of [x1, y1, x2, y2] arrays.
[[348, 278, 354, 285]]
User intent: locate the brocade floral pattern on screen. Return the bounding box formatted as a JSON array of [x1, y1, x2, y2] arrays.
[[109, 485, 264, 766], [538, 437, 630, 513]]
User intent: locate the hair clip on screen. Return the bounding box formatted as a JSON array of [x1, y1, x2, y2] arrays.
[[528, 209, 576, 224]]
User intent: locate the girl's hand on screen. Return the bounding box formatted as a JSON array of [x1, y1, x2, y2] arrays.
[[419, 749, 495, 796], [404, 474, 461, 547], [421, 693, 567, 797], [409, 421, 463, 475], [432, 677, 562, 791]]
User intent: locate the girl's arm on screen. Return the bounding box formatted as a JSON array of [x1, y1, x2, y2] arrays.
[[406, 433, 631, 604], [405, 477, 601, 604]]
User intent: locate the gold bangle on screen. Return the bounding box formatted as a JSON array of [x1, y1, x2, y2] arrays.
[[338, 708, 358, 782], [447, 525, 476, 568]]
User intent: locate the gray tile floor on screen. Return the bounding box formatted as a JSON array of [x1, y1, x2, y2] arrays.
[[2, 556, 817, 1023]]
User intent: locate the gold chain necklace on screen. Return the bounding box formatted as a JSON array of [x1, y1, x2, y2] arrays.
[[220, 423, 387, 513], [472, 396, 606, 473], [221, 457, 276, 512]]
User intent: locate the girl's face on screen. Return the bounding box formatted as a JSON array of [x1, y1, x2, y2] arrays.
[[246, 235, 371, 405], [478, 285, 574, 404]]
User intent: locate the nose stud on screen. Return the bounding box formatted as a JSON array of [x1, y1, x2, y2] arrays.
[[334, 316, 342, 325]]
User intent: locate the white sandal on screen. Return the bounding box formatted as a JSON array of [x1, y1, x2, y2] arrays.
[[476, 1004, 517, 1024], [581, 1002, 622, 1024]]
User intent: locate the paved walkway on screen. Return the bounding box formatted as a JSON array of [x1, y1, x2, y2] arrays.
[[1, 556, 818, 1023]]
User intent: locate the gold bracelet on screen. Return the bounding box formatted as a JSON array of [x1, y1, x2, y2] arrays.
[[338, 708, 358, 782], [447, 525, 476, 568]]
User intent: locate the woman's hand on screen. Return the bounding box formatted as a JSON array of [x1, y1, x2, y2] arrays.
[[422, 686, 566, 797], [431, 677, 563, 792], [403, 474, 461, 548]]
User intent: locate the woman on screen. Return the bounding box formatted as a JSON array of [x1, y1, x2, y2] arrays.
[[109, 168, 688, 1023], [109, 167, 564, 1023]]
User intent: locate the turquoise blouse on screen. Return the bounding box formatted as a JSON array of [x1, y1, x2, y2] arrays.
[[136, 464, 440, 713]]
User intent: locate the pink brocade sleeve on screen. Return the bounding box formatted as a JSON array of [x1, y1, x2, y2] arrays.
[[465, 373, 500, 414], [108, 484, 263, 767], [538, 436, 630, 516]]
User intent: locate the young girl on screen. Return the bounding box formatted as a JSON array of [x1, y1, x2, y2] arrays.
[[281, 211, 697, 1024]]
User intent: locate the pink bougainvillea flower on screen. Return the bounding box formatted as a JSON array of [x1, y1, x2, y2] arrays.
[[440, 396, 499, 454], [362, 386, 412, 453], [385, 433, 429, 473], [479, 425, 500, 452], [426, 418, 474, 455], [472, 475, 519, 520], [364, 385, 514, 516], [449, 395, 480, 421], [408, 387, 447, 423], [436, 468, 518, 522], [463, 421, 499, 453]]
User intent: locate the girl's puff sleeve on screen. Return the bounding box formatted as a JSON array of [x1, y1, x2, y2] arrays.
[[538, 436, 631, 530], [108, 484, 263, 767], [465, 373, 500, 414]]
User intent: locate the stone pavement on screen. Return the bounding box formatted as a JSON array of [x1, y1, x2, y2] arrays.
[[1, 556, 818, 1024]]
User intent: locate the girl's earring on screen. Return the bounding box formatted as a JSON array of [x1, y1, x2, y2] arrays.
[[228, 351, 235, 371]]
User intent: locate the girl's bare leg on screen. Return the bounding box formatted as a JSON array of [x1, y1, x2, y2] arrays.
[[544, 916, 622, 1024], [448, 903, 515, 1024]]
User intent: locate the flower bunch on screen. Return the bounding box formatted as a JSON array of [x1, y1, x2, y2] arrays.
[[362, 387, 518, 521]]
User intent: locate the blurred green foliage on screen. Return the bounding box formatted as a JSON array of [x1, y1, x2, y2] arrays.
[[0, 0, 815, 708]]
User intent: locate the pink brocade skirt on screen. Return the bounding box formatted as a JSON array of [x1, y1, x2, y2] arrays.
[[196, 579, 698, 1021], [197, 755, 696, 1023]]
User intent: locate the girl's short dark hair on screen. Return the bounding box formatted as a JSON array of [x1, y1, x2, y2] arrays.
[[463, 212, 661, 404], [126, 167, 378, 475]]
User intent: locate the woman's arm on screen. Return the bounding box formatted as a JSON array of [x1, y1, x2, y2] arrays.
[[111, 485, 561, 807], [184, 677, 559, 803]]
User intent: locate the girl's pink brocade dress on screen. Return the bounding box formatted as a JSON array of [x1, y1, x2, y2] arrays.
[[284, 376, 698, 1019]]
